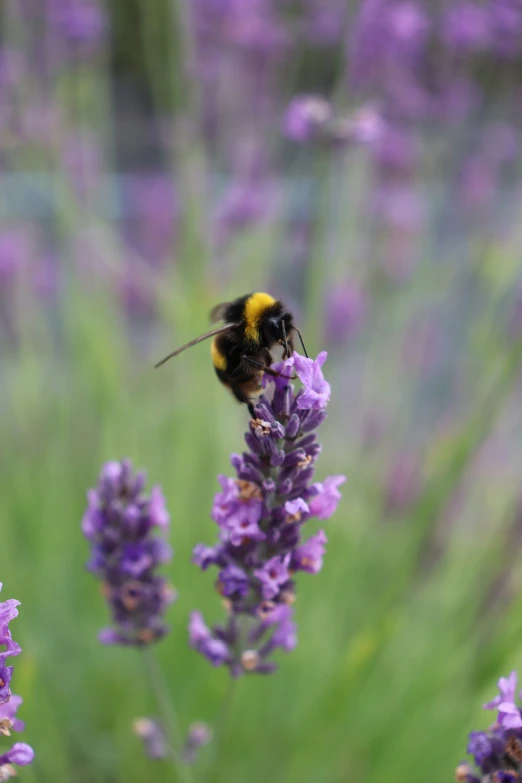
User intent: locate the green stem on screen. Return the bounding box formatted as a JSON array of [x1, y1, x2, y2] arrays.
[[143, 647, 194, 783], [206, 678, 237, 783]]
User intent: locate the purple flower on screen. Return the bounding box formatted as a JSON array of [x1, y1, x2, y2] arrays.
[[0, 586, 33, 776], [48, 0, 106, 58], [217, 565, 250, 598], [254, 555, 290, 600], [484, 671, 522, 729], [308, 476, 345, 520], [0, 594, 21, 706], [192, 544, 223, 570], [82, 460, 175, 646], [461, 670, 522, 780], [324, 283, 368, 346], [191, 350, 345, 675], [0, 696, 24, 734], [188, 612, 230, 666], [442, 3, 491, 53], [133, 718, 167, 760], [261, 605, 297, 653], [293, 352, 331, 410], [284, 498, 309, 519], [0, 742, 34, 767], [283, 96, 332, 142], [466, 732, 495, 769], [182, 722, 213, 764], [384, 451, 422, 515], [291, 530, 327, 574], [211, 475, 266, 546]]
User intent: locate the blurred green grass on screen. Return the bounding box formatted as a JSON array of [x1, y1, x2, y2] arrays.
[[2, 268, 522, 783]]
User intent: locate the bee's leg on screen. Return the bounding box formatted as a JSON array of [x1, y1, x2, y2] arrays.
[[241, 355, 296, 380]]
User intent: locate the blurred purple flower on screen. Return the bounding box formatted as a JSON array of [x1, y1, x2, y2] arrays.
[[293, 352, 331, 410], [384, 451, 422, 515], [0, 742, 34, 768], [82, 460, 175, 646], [47, 0, 106, 57], [308, 476, 345, 520], [254, 554, 290, 600], [490, 0, 522, 58], [61, 131, 103, 200], [0, 696, 25, 734], [442, 3, 491, 53], [290, 530, 327, 574], [344, 104, 385, 145], [214, 177, 278, 248], [193, 0, 288, 53], [300, 5, 347, 45], [0, 230, 30, 283], [191, 351, 345, 675], [182, 722, 213, 764], [0, 594, 20, 705], [324, 282, 367, 346], [124, 175, 177, 266], [0, 585, 34, 777], [283, 95, 332, 142], [133, 718, 167, 760], [484, 671, 522, 729], [461, 670, 522, 780], [189, 612, 230, 666]]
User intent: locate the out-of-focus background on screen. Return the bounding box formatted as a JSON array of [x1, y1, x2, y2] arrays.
[[3, 1, 522, 781]]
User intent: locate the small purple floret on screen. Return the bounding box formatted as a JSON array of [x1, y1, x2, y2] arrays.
[[484, 671, 522, 729], [293, 352, 331, 410], [308, 475, 346, 519], [189, 612, 229, 666], [283, 96, 332, 142]]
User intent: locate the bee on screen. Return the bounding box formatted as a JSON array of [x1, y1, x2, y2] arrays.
[[154, 292, 307, 415]]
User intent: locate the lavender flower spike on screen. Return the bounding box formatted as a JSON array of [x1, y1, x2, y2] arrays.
[[0, 585, 34, 779], [458, 670, 522, 782], [191, 351, 345, 676], [82, 460, 176, 646]]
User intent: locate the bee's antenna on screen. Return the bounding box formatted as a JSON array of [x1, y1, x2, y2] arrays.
[[295, 328, 308, 358], [154, 323, 237, 368]]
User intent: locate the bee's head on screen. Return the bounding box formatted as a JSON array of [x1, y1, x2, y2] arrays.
[[263, 310, 294, 357]]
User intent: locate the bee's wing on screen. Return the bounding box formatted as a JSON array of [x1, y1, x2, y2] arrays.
[[154, 324, 236, 368], [209, 302, 230, 323]]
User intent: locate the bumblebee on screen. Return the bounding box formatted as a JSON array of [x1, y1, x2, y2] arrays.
[[155, 292, 307, 415]]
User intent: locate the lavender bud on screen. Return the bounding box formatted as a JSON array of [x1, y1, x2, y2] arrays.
[[182, 722, 212, 764], [133, 718, 167, 760]]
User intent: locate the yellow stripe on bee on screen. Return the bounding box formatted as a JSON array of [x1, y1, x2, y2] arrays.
[[244, 292, 276, 342], [210, 337, 227, 370]]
